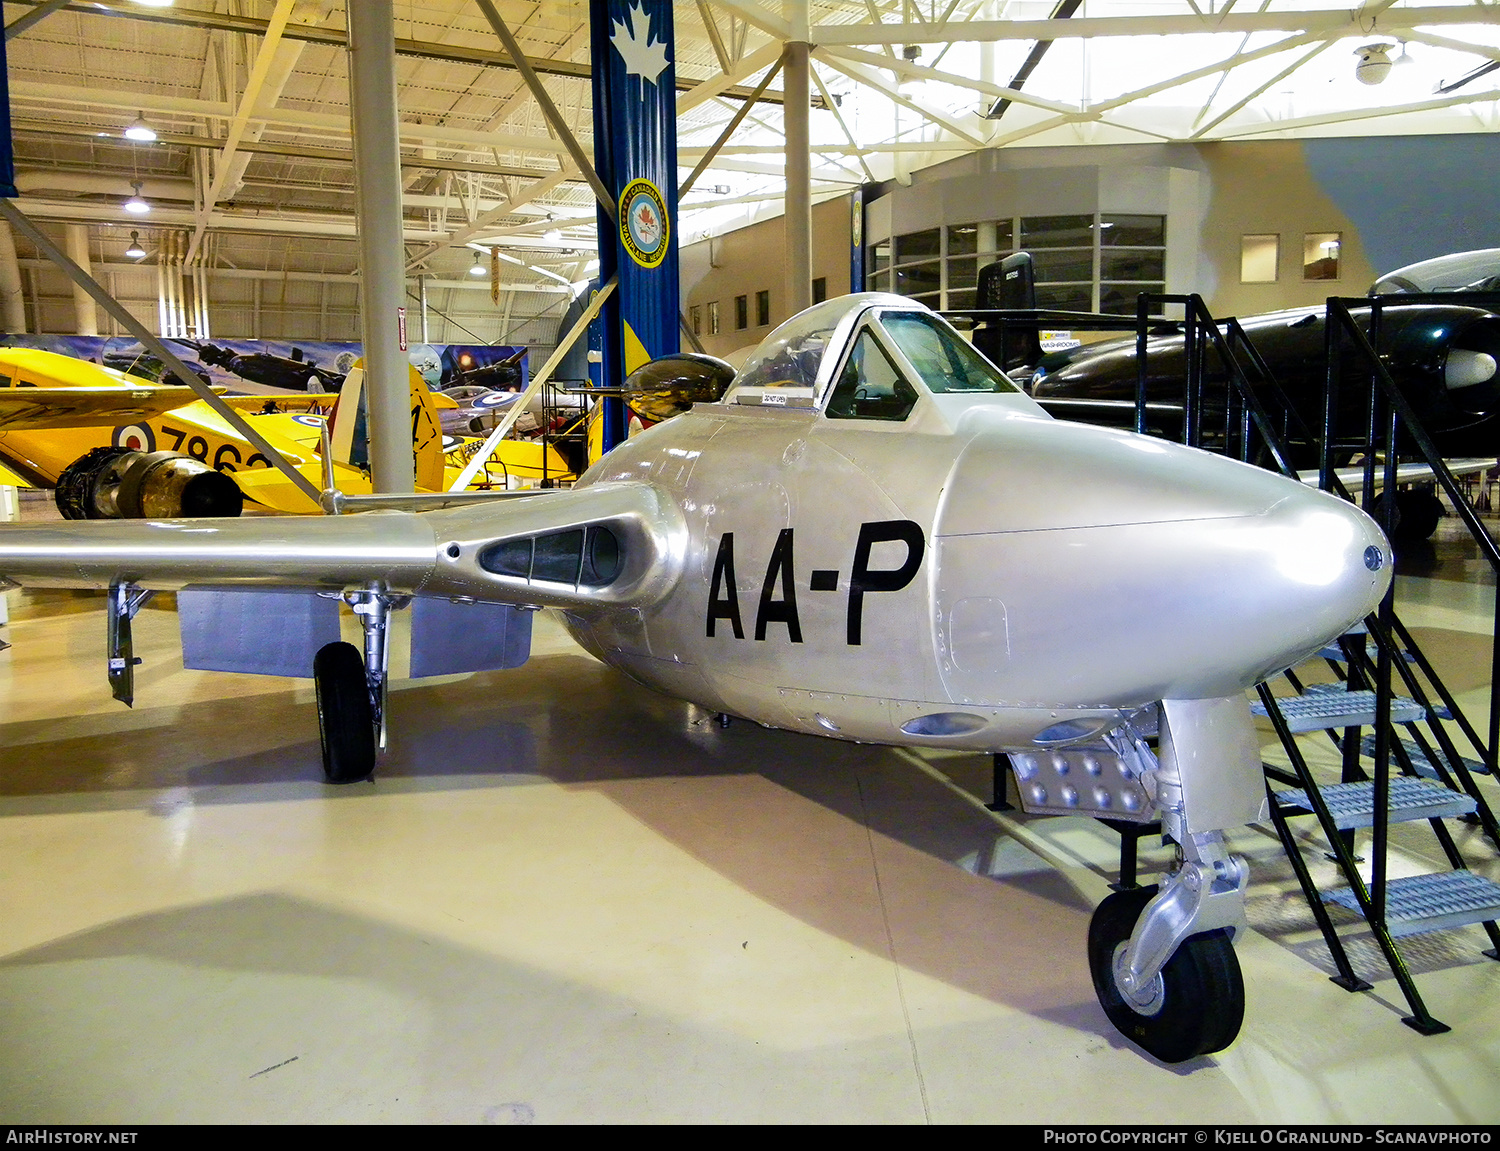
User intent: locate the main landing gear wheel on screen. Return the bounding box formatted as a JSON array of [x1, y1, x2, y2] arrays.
[[1088, 884, 1245, 1063], [313, 641, 375, 784]]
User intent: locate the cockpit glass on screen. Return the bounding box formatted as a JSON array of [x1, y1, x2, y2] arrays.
[[732, 297, 853, 392], [825, 330, 918, 421], [878, 311, 1021, 394], [1372, 249, 1500, 295]]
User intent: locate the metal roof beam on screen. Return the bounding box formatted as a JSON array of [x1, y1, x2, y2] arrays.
[[811, 6, 1500, 43], [1214, 84, 1500, 137], [186, 0, 297, 264], [7, 0, 783, 104], [10, 123, 580, 183]]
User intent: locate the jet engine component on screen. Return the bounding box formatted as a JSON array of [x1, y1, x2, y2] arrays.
[[54, 446, 244, 520]]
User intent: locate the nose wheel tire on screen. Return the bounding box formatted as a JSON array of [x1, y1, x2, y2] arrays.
[[1088, 884, 1245, 1063], [313, 641, 376, 784]]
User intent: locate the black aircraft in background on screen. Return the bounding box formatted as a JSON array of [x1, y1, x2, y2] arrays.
[[169, 339, 348, 393], [447, 347, 528, 391], [967, 249, 1500, 463]]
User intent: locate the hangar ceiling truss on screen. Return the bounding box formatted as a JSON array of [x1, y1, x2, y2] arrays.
[[2, 0, 1498, 341]]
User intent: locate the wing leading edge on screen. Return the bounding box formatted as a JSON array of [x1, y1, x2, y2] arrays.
[[0, 480, 687, 612]]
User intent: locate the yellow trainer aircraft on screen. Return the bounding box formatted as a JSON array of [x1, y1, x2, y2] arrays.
[[0, 347, 576, 515]]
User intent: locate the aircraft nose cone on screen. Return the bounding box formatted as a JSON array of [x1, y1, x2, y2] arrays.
[[934, 416, 1392, 705], [1211, 486, 1391, 684]]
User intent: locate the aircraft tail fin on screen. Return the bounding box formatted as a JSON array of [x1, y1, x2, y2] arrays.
[[328, 365, 366, 468], [326, 362, 443, 489], [410, 367, 445, 491]]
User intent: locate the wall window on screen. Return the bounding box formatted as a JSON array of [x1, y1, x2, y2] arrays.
[[1097, 214, 1166, 314], [735, 294, 748, 330], [707, 301, 719, 335], [756, 289, 770, 326], [1303, 232, 1341, 281], [1240, 234, 1279, 283], [866, 240, 892, 293], [690, 304, 702, 335], [870, 213, 1163, 314], [812, 277, 827, 304]]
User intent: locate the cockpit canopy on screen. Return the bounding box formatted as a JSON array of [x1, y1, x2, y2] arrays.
[[725, 293, 1022, 418], [1372, 248, 1500, 295]]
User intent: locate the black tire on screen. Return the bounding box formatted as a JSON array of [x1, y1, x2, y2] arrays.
[[1087, 884, 1245, 1063], [313, 641, 376, 784], [1392, 489, 1444, 542]]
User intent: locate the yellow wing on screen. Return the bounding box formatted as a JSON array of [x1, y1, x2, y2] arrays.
[[0, 387, 209, 430]]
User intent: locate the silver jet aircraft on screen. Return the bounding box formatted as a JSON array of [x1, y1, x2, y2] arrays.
[[0, 293, 1391, 1064]]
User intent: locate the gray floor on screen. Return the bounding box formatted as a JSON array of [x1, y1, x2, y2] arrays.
[[1, 515, 1498, 1123]]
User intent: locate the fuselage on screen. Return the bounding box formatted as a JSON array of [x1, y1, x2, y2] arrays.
[[563, 298, 1390, 753]]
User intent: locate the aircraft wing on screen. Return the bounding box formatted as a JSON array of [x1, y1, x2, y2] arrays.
[[1305, 457, 1495, 490], [0, 479, 685, 611], [0, 386, 208, 430]]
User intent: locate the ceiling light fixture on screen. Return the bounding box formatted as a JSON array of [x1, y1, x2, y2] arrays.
[[124, 113, 156, 142], [129, 1, 176, 8], [123, 181, 150, 215], [1355, 44, 1395, 86], [124, 231, 146, 259], [469, 251, 487, 276]]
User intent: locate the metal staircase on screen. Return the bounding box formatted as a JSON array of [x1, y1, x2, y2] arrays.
[[1253, 639, 1500, 1032], [1105, 292, 1500, 1031], [964, 287, 1500, 1028], [1214, 292, 1500, 1032]]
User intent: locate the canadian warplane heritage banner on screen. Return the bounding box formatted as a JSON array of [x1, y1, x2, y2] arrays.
[[590, 0, 680, 452]]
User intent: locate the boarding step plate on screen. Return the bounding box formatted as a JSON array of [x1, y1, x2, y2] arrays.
[[1357, 735, 1492, 779], [1323, 870, 1500, 937], [1274, 777, 1477, 830], [1251, 688, 1425, 732]]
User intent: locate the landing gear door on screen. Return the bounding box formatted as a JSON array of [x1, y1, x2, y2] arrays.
[[408, 595, 532, 678], [1158, 696, 1269, 835], [179, 587, 341, 677]]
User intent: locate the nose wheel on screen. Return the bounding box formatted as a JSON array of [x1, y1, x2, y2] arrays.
[[1087, 885, 1245, 1063], [313, 640, 376, 784]]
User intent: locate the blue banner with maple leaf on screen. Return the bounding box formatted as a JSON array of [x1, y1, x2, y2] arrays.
[[590, 0, 680, 451]]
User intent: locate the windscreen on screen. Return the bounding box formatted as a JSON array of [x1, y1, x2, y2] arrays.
[[878, 311, 1021, 394]]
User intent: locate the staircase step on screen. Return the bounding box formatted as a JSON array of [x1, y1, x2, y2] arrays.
[[1252, 689, 1425, 732], [1358, 734, 1492, 779], [1323, 870, 1500, 938], [1274, 776, 1477, 829]]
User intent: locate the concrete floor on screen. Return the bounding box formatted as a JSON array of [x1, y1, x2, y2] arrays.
[[1, 510, 1498, 1123]]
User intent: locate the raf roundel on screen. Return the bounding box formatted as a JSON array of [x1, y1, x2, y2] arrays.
[[619, 178, 669, 270], [113, 423, 156, 452]]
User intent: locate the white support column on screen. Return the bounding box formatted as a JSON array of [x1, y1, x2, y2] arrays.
[[784, 40, 812, 316], [0, 221, 27, 333], [64, 225, 98, 336], [348, 0, 414, 494]]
